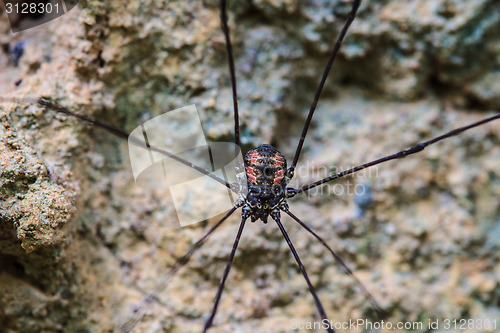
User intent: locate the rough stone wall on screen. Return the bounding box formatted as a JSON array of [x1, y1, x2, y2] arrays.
[[0, 0, 499, 332]]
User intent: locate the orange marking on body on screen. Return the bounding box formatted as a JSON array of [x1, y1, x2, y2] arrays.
[[248, 158, 259, 165], [273, 169, 285, 184], [246, 166, 260, 185], [247, 173, 256, 183], [245, 166, 255, 175], [247, 152, 260, 159]]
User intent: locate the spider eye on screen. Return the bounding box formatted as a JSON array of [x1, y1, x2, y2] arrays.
[[264, 166, 273, 177]]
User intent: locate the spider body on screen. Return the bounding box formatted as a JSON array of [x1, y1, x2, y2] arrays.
[[243, 144, 289, 223]]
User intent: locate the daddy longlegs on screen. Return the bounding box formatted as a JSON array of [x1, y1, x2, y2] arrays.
[[1, 0, 499, 332]]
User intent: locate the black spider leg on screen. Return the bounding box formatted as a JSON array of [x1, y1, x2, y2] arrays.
[[203, 214, 248, 332], [0, 97, 232, 189], [220, 0, 240, 149], [296, 112, 500, 193], [284, 208, 383, 314], [291, 0, 361, 173], [120, 205, 239, 333], [271, 210, 335, 333]]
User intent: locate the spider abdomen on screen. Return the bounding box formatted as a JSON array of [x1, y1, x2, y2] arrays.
[[243, 144, 288, 222], [244, 144, 287, 187]]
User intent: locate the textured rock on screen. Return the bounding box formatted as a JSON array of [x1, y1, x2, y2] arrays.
[[0, 0, 499, 332]]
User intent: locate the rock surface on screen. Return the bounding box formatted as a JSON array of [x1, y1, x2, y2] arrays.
[[1, 0, 499, 332]]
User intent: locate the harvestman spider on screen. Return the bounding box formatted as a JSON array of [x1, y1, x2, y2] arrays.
[[2, 0, 500, 332]]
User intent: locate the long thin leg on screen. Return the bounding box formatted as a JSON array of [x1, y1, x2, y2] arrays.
[[0, 97, 232, 189], [203, 215, 247, 332], [284, 209, 383, 314], [272, 214, 335, 333], [297, 112, 500, 194], [291, 0, 361, 172], [220, 0, 240, 148], [120, 206, 239, 333]]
